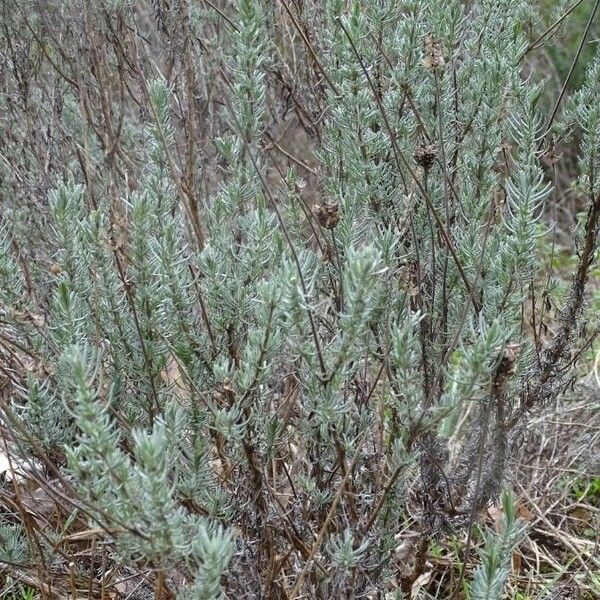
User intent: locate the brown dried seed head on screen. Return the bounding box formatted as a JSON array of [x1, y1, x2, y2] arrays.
[[414, 143, 437, 171], [322, 242, 335, 263], [222, 378, 235, 395], [543, 145, 562, 165], [423, 36, 445, 70], [312, 202, 340, 229], [398, 263, 420, 297]]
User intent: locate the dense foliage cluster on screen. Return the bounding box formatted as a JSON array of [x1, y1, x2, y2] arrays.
[[0, 0, 599, 598]]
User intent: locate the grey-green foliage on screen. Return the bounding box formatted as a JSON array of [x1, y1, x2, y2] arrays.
[[569, 50, 600, 199], [0, 523, 28, 566], [62, 343, 231, 592], [470, 491, 525, 600], [0, 225, 23, 306], [0, 0, 598, 597]]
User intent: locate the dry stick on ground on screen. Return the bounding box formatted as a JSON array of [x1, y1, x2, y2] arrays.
[[512, 394, 600, 593], [521, 488, 599, 575]]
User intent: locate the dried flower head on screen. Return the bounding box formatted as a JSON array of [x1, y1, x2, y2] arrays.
[[414, 142, 437, 171], [312, 202, 340, 229], [423, 36, 445, 70], [322, 242, 335, 263], [543, 144, 562, 165]]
